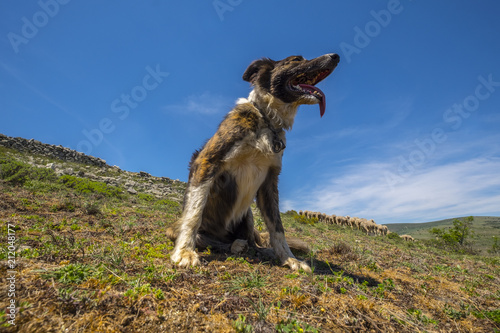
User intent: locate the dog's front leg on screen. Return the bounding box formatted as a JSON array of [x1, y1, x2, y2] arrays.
[[171, 180, 213, 268], [256, 167, 311, 273]]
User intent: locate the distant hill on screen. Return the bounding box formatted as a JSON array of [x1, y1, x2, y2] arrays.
[[385, 216, 500, 253]]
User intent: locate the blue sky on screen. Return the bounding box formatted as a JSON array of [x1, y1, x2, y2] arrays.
[[1, 1, 499, 224]]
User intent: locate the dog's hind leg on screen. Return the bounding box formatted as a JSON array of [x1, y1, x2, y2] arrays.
[[170, 180, 213, 268], [256, 166, 311, 273]]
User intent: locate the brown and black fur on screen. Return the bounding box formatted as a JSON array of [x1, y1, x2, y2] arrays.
[[168, 53, 340, 271]]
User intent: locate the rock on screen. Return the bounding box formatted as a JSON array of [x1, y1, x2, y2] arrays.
[[0, 133, 108, 168], [0, 132, 187, 200]]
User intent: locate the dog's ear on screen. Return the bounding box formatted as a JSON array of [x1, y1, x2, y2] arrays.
[[242, 58, 275, 84]]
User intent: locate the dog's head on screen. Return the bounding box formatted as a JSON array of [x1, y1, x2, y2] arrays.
[[242, 53, 339, 118]]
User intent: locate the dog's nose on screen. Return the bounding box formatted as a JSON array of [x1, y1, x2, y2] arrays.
[[328, 53, 340, 63]]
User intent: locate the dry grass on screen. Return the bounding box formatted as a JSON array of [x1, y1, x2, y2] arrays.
[[0, 163, 499, 332]]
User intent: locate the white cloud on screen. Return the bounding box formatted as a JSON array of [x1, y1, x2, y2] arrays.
[[283, 157, 500, 224], [163, 92, 232, 116], [380, 96, 414, 129]]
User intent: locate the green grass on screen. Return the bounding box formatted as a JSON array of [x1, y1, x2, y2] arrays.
[[0, 157, 56, 185], [59, 175, 123, 198], [1, 143, 499, 332], [276, 318, 319, 333], [385, 216, 500, 253], [42, 263, 94, 284], [227, 270, 269, 292]]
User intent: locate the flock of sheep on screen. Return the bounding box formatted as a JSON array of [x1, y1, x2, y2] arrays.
[[298, 210, 415, 241]]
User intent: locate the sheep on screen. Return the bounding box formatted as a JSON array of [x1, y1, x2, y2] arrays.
[[381, 225, 389, 236], [354, 217, 363, 230], [400, 234, 415, 242], [320, 213, 327, 222], [379, 225, 388, 236], [339, 216, 347, 227], [359, 219, 371, 234], [350, 217, 360, 230]]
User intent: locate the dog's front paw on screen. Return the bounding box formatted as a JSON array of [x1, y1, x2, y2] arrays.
[[171, 248, 200, 268], [283, 257, 312, 273]]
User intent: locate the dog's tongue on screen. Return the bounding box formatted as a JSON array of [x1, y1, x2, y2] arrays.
[[298, 84, 327, 117]]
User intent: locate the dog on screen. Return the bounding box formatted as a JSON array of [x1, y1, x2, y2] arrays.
[[167, 53, 340, 272]]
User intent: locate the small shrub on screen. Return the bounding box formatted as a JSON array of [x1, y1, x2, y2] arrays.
[[429, 216, 476, 253], [293, 212, 318, 226], [276, 318, 319, 333], [0, 158, 56, 185], [84, 202, 101, 215], [50, 199, 77, 212], [228, 271, 268, 292], [248, 296, 272, 322], [59, 175, 123, 198], [373, 278, 395, 298], [70, 224, 80, 231], [443, 303, 470, 320], [233, 314, 253, 333], [19, 247, 40, 258], [124, 283, 164, 301], [42, 264, 94, 284], [154, 199, 181, 213], [254, 216, 265, 231], [387, 232, 401, 240], [472, 309, 500, 324], [407, 308, 438, 326], [24, 179, 62, 193], [137, 193, 155, 202], [488, 236, 500, 255], [329, 241, 359, 260]]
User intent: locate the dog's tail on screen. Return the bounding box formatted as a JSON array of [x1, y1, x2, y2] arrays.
[[166, 226, 178, 242], [255, 231, 311, 254]]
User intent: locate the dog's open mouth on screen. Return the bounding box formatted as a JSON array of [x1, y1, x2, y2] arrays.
[[289, 69, 332, 117]]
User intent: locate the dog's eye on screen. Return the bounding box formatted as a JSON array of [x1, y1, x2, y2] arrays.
[[290, 56, 303, 62]]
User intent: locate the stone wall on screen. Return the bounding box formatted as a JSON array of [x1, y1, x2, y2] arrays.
[[0, 133, 186, 199], [0, 133, 107, 167]]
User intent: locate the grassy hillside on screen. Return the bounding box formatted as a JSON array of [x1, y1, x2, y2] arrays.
[[385, 217, 500, 253], [0, 146, 499, 332]]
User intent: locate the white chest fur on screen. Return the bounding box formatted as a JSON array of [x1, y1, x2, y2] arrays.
[[222, 133, 283, 225]]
